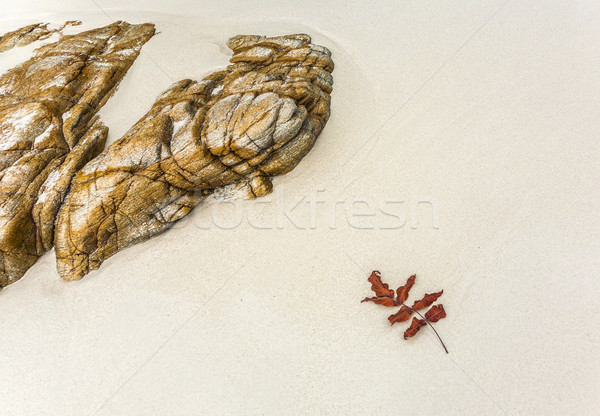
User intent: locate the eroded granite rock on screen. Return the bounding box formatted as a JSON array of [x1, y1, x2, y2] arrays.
[[55, 33, 334, 281], [0, 21, 155, 289], [0, 21, 81, 53]]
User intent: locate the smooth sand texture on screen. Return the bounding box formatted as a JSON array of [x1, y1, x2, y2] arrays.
[[0, 1, 598, 415]]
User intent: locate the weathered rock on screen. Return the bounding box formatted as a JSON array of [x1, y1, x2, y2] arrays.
[[55, 33, 334, 281], [0, 21, 155, 289], [0, 21, 81, 53]]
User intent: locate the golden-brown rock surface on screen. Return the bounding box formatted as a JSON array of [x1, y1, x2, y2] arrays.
[[0, 21, 81, 53], [0, 21, 155, 289], [55, 33, 334, 281]]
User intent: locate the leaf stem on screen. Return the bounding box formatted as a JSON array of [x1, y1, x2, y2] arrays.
[[380, 297, 449, 353], [408, 306, 449, 354]]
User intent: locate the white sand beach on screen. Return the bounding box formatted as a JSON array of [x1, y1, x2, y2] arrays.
[[0, 1, 598, 414]]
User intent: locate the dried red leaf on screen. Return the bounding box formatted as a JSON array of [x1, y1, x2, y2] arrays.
[[403, 317, 427, 339], [425, 304, 446, 322], [362, 271, 448, 353], [361, 296, 398, 307], [367, 271, 395, 298], [412, 290, 443, 310], [396, 274, 416, 302], [388, 305, 413, 325]]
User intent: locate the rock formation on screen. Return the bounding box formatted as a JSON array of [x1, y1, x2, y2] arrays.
[[0, 21, 81, 53], [55, 33, 334, 281], [0, 21, 155, 289]]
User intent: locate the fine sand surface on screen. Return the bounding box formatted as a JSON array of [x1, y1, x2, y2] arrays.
[[1, 1, 599, 415]]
